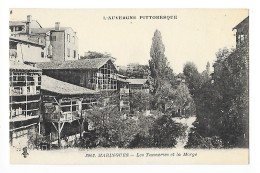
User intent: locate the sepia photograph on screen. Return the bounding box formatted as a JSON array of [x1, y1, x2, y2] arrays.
[[8, 8, 249, 164]]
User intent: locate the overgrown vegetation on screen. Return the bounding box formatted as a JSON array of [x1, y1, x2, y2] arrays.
[[78, 29, 248, 149], [184, 46, 249, 148]]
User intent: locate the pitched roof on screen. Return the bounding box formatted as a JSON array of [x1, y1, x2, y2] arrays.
[[9, 61, 41, 71], [10, 36, 45, 47], [127, 78, 148, 85], [116, 74, 129, 83], [9, 21, 26, 26], [9, 20, 42, 28], [31, 27, 70, 34], [41, 75, 98, 95], [36, 58, 113, 70], [233, 16, 249, 30]]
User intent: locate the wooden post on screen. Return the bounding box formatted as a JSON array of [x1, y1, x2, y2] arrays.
[[50, 133, 52, 150], [79, 120, 82, 139], [38, 121, 41, 134], [58, 122, 61, 147]]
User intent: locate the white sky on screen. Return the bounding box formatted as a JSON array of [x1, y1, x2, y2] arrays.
[[10, 9, 248, 73]]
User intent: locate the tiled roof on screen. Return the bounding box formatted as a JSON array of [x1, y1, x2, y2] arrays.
[[36, 58, 112, 70], [41, 75, 98, 95], [127, 78, 148, 85], [9, 61, 41, 71]]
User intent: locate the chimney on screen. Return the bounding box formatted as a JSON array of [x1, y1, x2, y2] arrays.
[[55, 22, 60, 30], [27, 15, 32, 23], [26, 15, 32, 34]]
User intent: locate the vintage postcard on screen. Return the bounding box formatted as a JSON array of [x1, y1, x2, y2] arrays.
[[8, 8, 249, 164]]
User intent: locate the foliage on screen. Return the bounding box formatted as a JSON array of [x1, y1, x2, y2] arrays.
[[149, 30, 174, 95], [183, 62, 202, 97], [170, 82, 195, 117], [87, 104, 122, 147], [129, 90, 153, 112], [213, 47, 249, 147], [152, 81, 175, 112], [186, 46, 249, 148], [28, 132, 45, 149], [118, 64, 150, 79], [151, 115, 185, 148], [80, 51, 115, 60], [200, 62, 211, 84], [185, 130, 223, 149], [129, 114, 185, 148]]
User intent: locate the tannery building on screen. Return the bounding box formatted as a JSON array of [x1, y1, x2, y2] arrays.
[[9, 61, 42, 149]]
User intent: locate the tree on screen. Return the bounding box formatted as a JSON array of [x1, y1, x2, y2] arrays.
[[129, 90, 153, 112], [213, 47, 249, 147], [80, 51, 116, 61], [149, 30, 174, 95], [171, 82, 195, 117], [186, 46, 249, 148], [183, 62, 202, 97], [119, 65, 150, 79], [148, 30, 177, 111], [129, 113, 185, 148], [152, 81, 175, 112], [87, 103, 140, 148], [150, 115, 185, 148], [200, 62, 211, 83], [128, 113, 156, 148]]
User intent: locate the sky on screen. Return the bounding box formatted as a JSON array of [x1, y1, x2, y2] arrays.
[[10, 9, 248, 73]]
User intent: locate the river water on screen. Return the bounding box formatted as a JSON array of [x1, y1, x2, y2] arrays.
[[172, 116, 196, 148]]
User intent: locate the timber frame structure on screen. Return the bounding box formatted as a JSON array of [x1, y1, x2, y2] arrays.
[[36, 58, 118, 91], [9, 62, 42, 147], [36, 58, 130, 113], [41, 75, 98, 147]]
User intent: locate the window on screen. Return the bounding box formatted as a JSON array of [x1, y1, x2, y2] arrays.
[[73, 50, 76, 58], [50, 36, 56, 41], [72, 105, 79, 112], [67, 48, 70, 57], [73, 36, 75, 43], [67, 34, 70, 42], [41, 52, 44, 58]]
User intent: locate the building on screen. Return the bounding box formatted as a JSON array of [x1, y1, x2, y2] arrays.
[[233, 16, 249, 48], [41, 75, 98, 147], [116, 74, 130, 112], [10, 15, 79, 62], [9, 15, 42, 35], [9, 36, 50, 63], [127, 78, 149, 93], [127, 78, 150, 114], [36, 58, 118, 91], [9, 61, 42, 149], [126, 63, 140, 71], [31, 22, 79, 61], [36, 58, 131, 113]]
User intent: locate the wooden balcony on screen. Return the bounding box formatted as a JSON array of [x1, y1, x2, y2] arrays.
[[44, 111, 81, 123], [120, 88, 129, 94], [10, 114, 39, 122]]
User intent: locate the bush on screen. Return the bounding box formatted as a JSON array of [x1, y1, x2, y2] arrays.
[[185, 130, 223, 149]]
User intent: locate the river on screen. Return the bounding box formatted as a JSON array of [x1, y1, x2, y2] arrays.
[[172, 116, 196, 148]]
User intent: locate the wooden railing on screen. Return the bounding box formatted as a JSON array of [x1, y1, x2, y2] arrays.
[[120, 88, 129, 94], [44, 111, 81, 122]]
